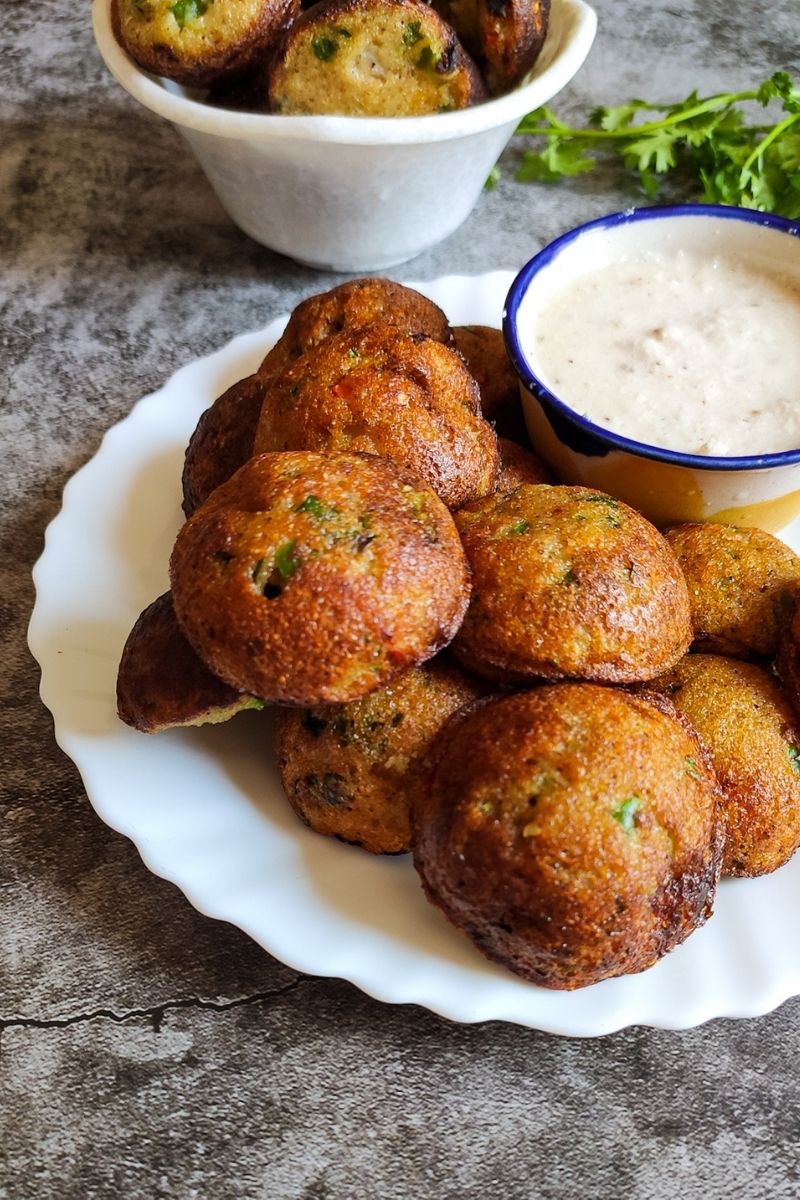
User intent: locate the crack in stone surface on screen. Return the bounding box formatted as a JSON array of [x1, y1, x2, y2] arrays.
[[0, 976, 308, 1035]]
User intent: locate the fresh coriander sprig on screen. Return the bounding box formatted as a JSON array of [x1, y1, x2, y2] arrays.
[[511, 71, 800, 216]]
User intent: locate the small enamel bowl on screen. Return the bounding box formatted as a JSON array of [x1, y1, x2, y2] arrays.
[[92, 0, 596, 272], [503, 204, 800, 532]]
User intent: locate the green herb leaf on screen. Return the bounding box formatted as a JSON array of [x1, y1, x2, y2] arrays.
[[612, 794, 642, 833], [275, 540, 299, 579], [403, 20, 422, 46], [787, 745, 800, 775], [417, 45, 439, 70], [295, 494, 338, 520], [516, 139, 595, 183], [170, 0, 208, 27], [312, 35, 338, 61], [684, 756, 701, 781], [515, 72, 800, 217], [508, 519, 530, 535], [586, 494, 619, 507], [485, 164, 501, 190]]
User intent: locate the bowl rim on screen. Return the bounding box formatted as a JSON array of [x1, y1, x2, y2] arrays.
[[92, 0, 596, 145], [503, 202, 800, 473]]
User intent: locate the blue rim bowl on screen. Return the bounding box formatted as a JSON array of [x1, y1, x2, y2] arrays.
[[503, 203, 800, 474]]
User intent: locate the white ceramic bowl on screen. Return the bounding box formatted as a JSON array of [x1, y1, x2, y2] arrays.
[[92, 0, 596, 271], [504, 204, 800, 532]]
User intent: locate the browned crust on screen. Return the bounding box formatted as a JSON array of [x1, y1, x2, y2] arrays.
[[495, 436, 554, 492], [411, 684, 722, 989], [117, 591, 250, 732], [170, 451, 471, 705], [647, 653, 800, 879], [446, 0, 549, 94], [253, 322, 499, 509], [267, 0, 485, 114], [664, 522, 800, 660], [478, 0, 549, 93], [451, 485, 692, 684], [274, 659, 485, 853], [111, 0, 299, 88], [452, 325, 527, 441], [182, 374, 266, 517], [776, 589, 800, 717], [257, 279, 454, 386]]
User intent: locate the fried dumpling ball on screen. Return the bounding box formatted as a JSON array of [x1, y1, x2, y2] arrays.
[[267, 0, 485, 116], [253, 322, 499, 510], [776, 590, 800, 717], [182, 374, 266, 517], [111, 0, 298, 88], [452, 325, 526, 441], [647, 654, 800, 878], [664, 522, 800, 660], [183, 281, 455, 516], [117, 592, 261, 733], [257, 279, 454, 385], [432, 0, 549, 94], [451, 485, 692, 683], [170, 451, 471, 704], [275, 661, 485, 854], [412, 684, 722, 989], [495, 436, 553, 493]]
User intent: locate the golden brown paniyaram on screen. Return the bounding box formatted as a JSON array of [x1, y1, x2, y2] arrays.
[[117, 591, 261, 733], [432, 0, 549, 95], [253, 322, 499, 510], [275, 660, 485, 854], [111, 0, 298, 88], [182, 278, 455, 516], [647, 653, 800, 879], [664, 521, 800, 660], [267, 0, 485, 117], [182, 374, 266, 517], [452, 325, 527, 441], [494, 436, 554, 493], [258, 278, 454, 387], [412, 684, 723, 990], [170, 450, 471, 704], [451, 484, 692, 683]]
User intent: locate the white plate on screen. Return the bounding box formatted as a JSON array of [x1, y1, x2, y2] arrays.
[[29, 272, 800, 1036]]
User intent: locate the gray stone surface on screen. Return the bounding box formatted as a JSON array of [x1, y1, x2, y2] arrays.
[[3, 1, 800, 1196]]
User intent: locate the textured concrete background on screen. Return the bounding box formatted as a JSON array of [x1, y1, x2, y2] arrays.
[[3, 1, 800, 1196]]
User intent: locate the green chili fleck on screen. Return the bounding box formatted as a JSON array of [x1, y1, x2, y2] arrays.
[[275, 541, 299, 579], [612, 794, 642, 833], [787, 745, 800, 775], [508, 519, 530, 535], [684, 756, 701, 781], [403, 20, 422, 45], [170, 0, 208, 27], [296, 494, 338, 519], [417, 45, 439, 69], [312, 35, 338, 61]]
